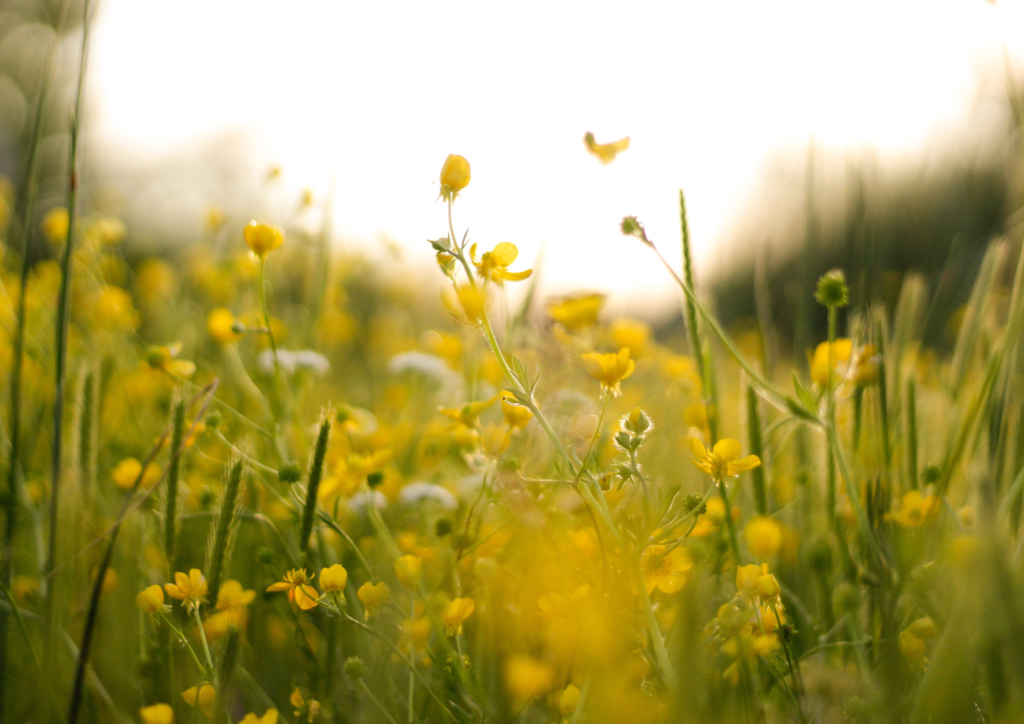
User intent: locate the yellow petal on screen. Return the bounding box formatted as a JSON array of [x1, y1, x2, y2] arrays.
[[689, 437, 709, 460], [712, 438, 742, 462], [731, 455, 762, 474], [295, 585, 319, 610], [490, 242, 519, 266], [498, 268, 532, 282]]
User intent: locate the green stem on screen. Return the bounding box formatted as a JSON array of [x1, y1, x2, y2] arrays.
[[193, 607, 215, 676], [357, 679, 400, 724], [343, 614, 459, 723]]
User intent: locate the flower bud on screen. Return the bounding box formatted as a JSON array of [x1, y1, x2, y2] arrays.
[[439, 154, 471, 201], [243, 221, 284, 259], [344, 656, 367, 679], [815, 269, 849, 308], [135, 585, 165, 614]]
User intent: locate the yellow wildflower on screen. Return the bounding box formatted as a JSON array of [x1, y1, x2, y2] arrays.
[[810, 338, 853, 386], [182, 685, 216, 716], [42, 207, 69, 243], [320, 564, 348, 592], [207, 307, 240, 344], [442, 283, 485, 323], [441, 597, 475, 635], [886, 490, 939, 528], [439, 154, 471, 201], [244, 221, 284, 259], [898, 629, 929, 668], [584, 132, 630, 164], [609, 318, 650, 357], [240, 710, 279, 724], [501, 391, 533, 430], [164, 569, 209, 613], [357, 581, 391, 618], [135, 585, 167, 614], [505, 654, 553, 700], [394, 555, 423, 589], [290, 688, 321, 722], [439, 396, 498, 427], [140, 703, 175, 724], [547, 293, 604, 330], [580, 348, 635, 395], [267, 569, 319, 610], [216, 579, 256, 610], [744, 516, 783, 560], [146, 343, 197, 378], [470, 242, 532, 284], [112, 458, 162, 490], [92, 286, 139, 332], [689, 438, 761, 479], [558, 684, 581, 716], [640, 544, 693, 594]]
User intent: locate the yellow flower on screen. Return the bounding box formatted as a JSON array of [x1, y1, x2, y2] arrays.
[[547, 293, 604, 330], [207, 307, 240, 344], [886, 490, 939, 528], [112, 458, 162, 491], [357, 581, 391, 618], [583, 132, 630, 164], [92, 286, 139, 332], [501, 392, 533, 430], [439, 396, 498, 427], [394, 555, 423, 588], [164, 569, 209, 613], [609, 318, 651, 357], [441, 597, 475, 635], [140, 703, 175, 724], [146, 343, 197, 378], [240, 710, 279, 724], [898, 629, 928, 668], [736, 562, 782, 608], [182, 685, 216, 716], [290, 688, 321, 722], [42, 207, 69, 243], [689, 438, 761, 479], [442, 283, 485, 324], [640, 544, 693, 594], [267, 569, 319, 610], [470, 242, 532, 284], [558, 684, 581, 715], [744, 516, 783, 560], [810, 338, 853, 386], [853, 344, 879, 385], [319, 564, 348, 592], [216, 579, 256, 610], [439, 154, 471, 201], [580, 348, 635, 395], [244, 221, 284, 259], [505, 654, 553, 700], [135, 585, 166, 614]]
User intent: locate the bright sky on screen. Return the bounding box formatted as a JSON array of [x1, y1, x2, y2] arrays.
[[86, 0, 1021, 311]]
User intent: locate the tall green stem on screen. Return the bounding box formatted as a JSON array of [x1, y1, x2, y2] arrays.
[[1, 2, 71, 715]]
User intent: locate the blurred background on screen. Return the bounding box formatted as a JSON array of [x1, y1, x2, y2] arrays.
[[1, 0, 1023, 348]]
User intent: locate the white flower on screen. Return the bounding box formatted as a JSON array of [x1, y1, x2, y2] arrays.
[[388, 352, 457, 384], [399, 482, 458, 510], [258, 349, 331, 376], [347, 491, 389, 514]]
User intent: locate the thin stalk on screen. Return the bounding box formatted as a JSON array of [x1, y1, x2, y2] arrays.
[[45, 0, 93, 707], [1, 2, 71, 715], [67, 381, 219, 724], [357, 679, 400, 724], [343, 613, 459, 723], [193, 607, 215, 675], [746, 381, 768, 515]]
